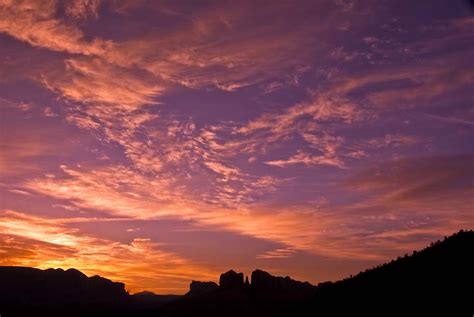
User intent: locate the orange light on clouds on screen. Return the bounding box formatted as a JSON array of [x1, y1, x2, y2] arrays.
[[0, 210, 218, 294]]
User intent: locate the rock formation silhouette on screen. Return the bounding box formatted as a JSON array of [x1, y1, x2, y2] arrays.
[[0, 266, 127, 304], [186, 281, 219, 296], [1, 230, 473, 316], [0, 266, 129, 316], [219, 269, 244, 289]]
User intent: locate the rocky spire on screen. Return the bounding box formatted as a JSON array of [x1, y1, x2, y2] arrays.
[[219, 270, 244, 289]]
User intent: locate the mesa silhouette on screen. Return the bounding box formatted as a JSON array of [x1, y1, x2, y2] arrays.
[[0, 230, 472, 317]]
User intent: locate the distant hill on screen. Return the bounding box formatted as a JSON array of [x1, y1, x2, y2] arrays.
[[1, 230, 473, 316], [306, 229, 474, 316], [130, 291, 181, 311]]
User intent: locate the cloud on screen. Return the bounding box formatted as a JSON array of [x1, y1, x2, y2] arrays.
[[222, 95, 363, 168], [265, 150, 345, 168], [0, 0, 371, 206], [16, 166, 308, 256], [332, 53, 474, 112], [0, 210, 217, 293], [64, 0, 102, 20], [0, 1, 332, 206], [237, 95, 362, 136], [365, 134, 419, 148], [0, 0, 326, 101], [204, 161, 243, 182], [8, 189, 33, 196], [51, 58, 162, 110], [427, 114, 474, 127], [23, 165, 183, 219], [19, 162, 450, 262], [0, 117, 61, 175], [0, 0, 112, 56], [0, 137, 50, 174], [256, 247, 297, 259], [43, 106, 58, 117], [345, 155, 474, 216]]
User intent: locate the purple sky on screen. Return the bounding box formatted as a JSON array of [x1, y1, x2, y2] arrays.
[[0, 0, 473, 294]]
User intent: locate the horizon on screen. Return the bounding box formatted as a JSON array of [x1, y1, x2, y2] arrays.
[[1, 0, 473, 294], [4, 228, 472, 295]]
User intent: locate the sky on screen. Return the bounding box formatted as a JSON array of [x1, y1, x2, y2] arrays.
[[0, 0, 473, 294]]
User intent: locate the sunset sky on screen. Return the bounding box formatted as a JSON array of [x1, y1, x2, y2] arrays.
[[0, 0, 473, 294]]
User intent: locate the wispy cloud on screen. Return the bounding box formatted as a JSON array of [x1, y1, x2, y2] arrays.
[[427, 114, 474, 127], [346, 154, 474, 210], [0, 0, 112, 56], [257, 247, 297, 259], [265, 150, 345, 168]]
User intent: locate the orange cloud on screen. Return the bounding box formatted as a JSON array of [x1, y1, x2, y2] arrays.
[[0, 210, 217, 294], [53, 58, 162, 110], [0, 0, 368, 206], [64, 0, 101, 20], [0, 0, 112, 56], [18, 164, 431, 262], [265, 151, 345, 168]]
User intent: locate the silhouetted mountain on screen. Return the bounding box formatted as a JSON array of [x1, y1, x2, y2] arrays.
[[1, 230, 473, 316], [0, 266, 129, 316], [0, 267, 181, 316], [0, 267, 127, 303]]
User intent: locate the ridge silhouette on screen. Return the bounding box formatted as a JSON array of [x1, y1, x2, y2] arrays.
[[0, 230, 473, 316]]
